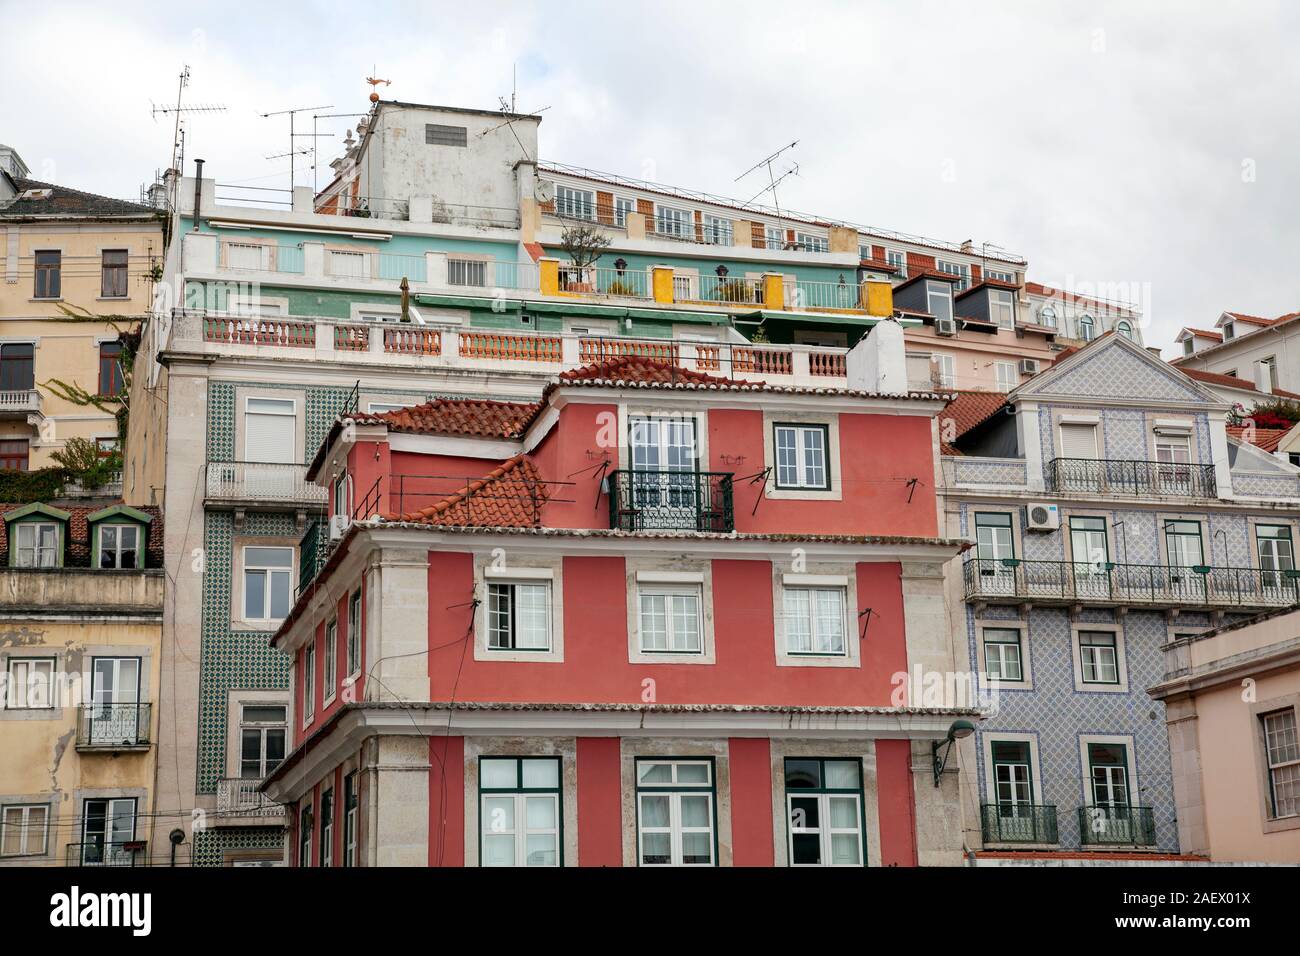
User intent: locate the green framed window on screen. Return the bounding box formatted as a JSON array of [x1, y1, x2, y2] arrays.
[[478, 756, 561, 867], [12, 521, 60, 568], [1257, 525, 1295, 584], [319, 788, 334, 868], [343, 772, 358, 867], [1087, 742, 1130, 808], [983, 628, 1024, 681], [1163, 520, 1204, 569], [1079, 631, 1120, 684], [323, 620, 337, 704], [1069, 516, 1109, 568], [773, 423, 830, 490], [635, 758, 716, 867], [784, 757, 864, 866], [97, 524, 141, 569], [991, 740, 1034, 807], [974, 512, 1014, 561], [298, 804, 312, 867]]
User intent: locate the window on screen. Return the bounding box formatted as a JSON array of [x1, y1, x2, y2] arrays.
[[1, 804, 48, 857], [795, 232, 828, 253], [702, 215, 732, 245], [936, 260, 969, 291], [637, 585, 702, 654], [226, 242, 266, 271], [1078, 314, 1095, 341], [447, 259, 487, 287], [991, 741, 1033, 808], [765, 225, 784, 250], [5, 657, 55, 709], [34, 250, 60, 298], [554, 184, 594, 220], [983, 628, 1023, 681], [239, 704, 287, 778], [614, 197, 635, 227], [98, 524, 139, 569], [1039, 304, 1058, 328], [95, 437, 119, 460], [487, 581, 551, 651], [655, 205, 691, 239], [784, 758, 863, 866], [1155, 433, 1191, 466], [298, 804, 313, 867], [0, 343, 34, 391], [990, 289, 1015, 327], [1116, 320, 1134, 341], [479, 756, 561, 866], [1164, 520, 1204, 570], [986, 268, 1015, 284], [886, 249, 907, 277], [1069, 516, 1109, 569], [1183, 337, 1194, 357], [1079, 631, 1120, 684], [243, 546, 293, 621], [1262, 709, 1300, 818], [332, 473, 348, 519], [425, 123, 467, 147], [1260, 356, 1278, 391], [636, 760, 715, 867], [244, 397, 297, 464], [975, 512, 1015, 561], [0, 439, 28, 472], [347, 590, 362, 676], [80, 798, 137, 865], [14, 522, 59, 568], [926, 280, 953, 324], [343, 772, 358, 866], [323, 620, 337, 703], [784, 586, 847, 656], [1060, 422, 1099, 460], [1257, 525, 1295, 588], [995, 361, 1018, 390], [933, 352, 955, 388], [630, 415, 697, 474], [1222, 321, 1235, 341], [97, 341, 124, 396], [773, 423, 829, 490], [671, 273, 692, 300], [101, 249, 128, 298], [319, 789, 334, 867], [302, 643, 316, 723], [1087, 742, 1130, 808], [328, 250, 368, 278]]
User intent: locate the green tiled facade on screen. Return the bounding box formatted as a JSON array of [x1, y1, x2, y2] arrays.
[[192, 826, 288, 867]]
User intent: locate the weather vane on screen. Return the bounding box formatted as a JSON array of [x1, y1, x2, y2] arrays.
[[366, 75, 391, 103]]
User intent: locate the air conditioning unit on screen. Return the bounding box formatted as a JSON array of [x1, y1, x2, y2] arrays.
[[1019, 358, 1040, 376], [934, 316, 956, 336], [1026, 502, 1060, 532], [329, 514, 351, 542]]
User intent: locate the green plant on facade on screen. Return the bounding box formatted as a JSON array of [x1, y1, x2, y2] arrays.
[[605, 278, 637, 297], [712, 279, 751, 303], [38, 304, 142, 444], [0, 467, 69, 503], [51, 437, 123, 490]]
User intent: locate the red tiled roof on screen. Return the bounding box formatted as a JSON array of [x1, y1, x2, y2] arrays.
[[1226, 425, 1291, 452], [557, 356, 737, 386], [0, 502, 164, 568], [390, 454, 548, 527], [937, 390, 1008, 455], [1224, 311, 1276, 326], [954, 278, 1020, 299], [355, 398, 542, 439], [1179, 367, 1300, 401], [1023, 281, 1136, 315], [1180, 327, 1223, 341]]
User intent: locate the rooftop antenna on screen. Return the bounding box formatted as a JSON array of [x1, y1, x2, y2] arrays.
[[311, 112, 368, 195], [260, 104, 333, 194], [735, 141, 799, 245], [151, 66, 226, 175]]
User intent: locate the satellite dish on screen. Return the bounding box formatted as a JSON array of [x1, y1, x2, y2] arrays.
[[534, 180, 555, 203]]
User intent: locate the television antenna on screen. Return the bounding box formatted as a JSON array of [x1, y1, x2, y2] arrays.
[[151, 66, 226, 175], [735, 140, 799, 240], [309, 112, 368, 194], [260, 104, 333, 193]]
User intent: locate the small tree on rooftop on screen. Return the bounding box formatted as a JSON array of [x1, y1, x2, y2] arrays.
[[559, 224, 612, 274]]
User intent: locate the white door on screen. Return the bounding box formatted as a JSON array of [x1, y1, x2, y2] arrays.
[[90, 657, 140, 745]]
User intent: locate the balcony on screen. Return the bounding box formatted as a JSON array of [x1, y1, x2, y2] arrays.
[[215, 777, 288, 822], [1046, 458, 1217, 498], [980, 804, 1059, 845], [0, 388, 41, 418], [66, 840, 148, 866], [76, 703, 152, 750], [297, 518, 331, 597], [963, 558, 1300, 610], [1077, 805, 1157, 847], [607, 470, 734, 533], [206, 461, 327, 507]]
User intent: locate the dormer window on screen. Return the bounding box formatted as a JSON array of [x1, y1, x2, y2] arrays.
[[1183, 337, 1194, 356], [926, 281, 953, 325], [990, 289, 1015, 328], [1223, 322, 1235, 340]]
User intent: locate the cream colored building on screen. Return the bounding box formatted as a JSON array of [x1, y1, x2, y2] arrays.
[[1150, 607, 1300, 863], [0, 145, 161, 472]]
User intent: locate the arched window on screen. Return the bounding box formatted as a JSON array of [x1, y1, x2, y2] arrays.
[[1078, 314, 1095, 341], [1116, 321, 1134, 341], [1039, 305, 1058, 328]]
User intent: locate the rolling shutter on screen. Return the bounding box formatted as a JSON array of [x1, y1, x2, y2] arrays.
[[1060, 423, 1098, 460]]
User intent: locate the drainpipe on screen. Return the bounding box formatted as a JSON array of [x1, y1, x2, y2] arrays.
[[192, 159, 204, 231]]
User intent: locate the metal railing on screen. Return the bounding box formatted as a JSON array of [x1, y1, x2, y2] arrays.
[[0, 388, 41, 413], [1077, 805, 1157, 846], [695, 274, 764, 305], [793, 279, 863, 311], [216, 778, 288, 818], [963, 558, 1300, 609], [218, 240, 304, 275], [76, 703, 151, 748], [980, 804, 1059, 844], [67, 840, 148, 866], [1046, 458, 1218, 498], [298, 519, 330, 597], [205, 462, 326, 504], [558, 266, 651, 298], [607, 470, 734, 533]]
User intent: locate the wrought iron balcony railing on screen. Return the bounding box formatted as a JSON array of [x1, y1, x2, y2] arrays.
[[297, 518, 330, 597], [76, 703, 152, 748], [206, 461, 327, 505], [963, 558, 1300, 610], [66, 840, 148, 866], [980, 803, 1059, 845], [215, 777, 288, 819], [607, 469, 734, 533], [1046, 457, 1217, 498], [1077, 805, 1157, 846]]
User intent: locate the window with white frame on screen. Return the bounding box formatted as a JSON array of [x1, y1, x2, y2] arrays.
[[1078, 314, 1095, 341], [886, 249, 907, 276], [13, 522, 59, 568], [447, 259, 487, 287], [614, 197, 636, 227], [0, 804, 48, 857], [796, 232, 828, 253], [936, 260, 969, 291], [5, 657, 54, 709], [298, 804, 312, 867], [239, 704, 287, 778], [638, 584, 702, 654], [226, 242, 266, 271], [555, 184, 594, 220], [302, 643, 315, 723], [328, 250, 368, 278], [1222, 321, 1235, 341], [702, 215, 732, 246], [479, 756, 561, 866], [1039, 304, 1058, 328], [990, 289, 1015, 327], [343, 772, 358, 866], [773, 423, 829, 490], [244, 397, 297, 464], [671, 273, 692, 300], [1116, 320, 1135, 341], [986, 268, 1014, 283], [1262, 708, 1300, 819], [323, 620, 337, 703], [332, 473, 348, 519], [765, 225, 784, 250], [784, 586, 847, 656], [655, 204, 691, 238], [347, 589, 362, 676], [784, 758, 863, 866], [636, 760, 715, 867], [995, 361, 1018, 391], [487, 581, 552, 651], [98, 524, 140, 569], [933, 352, 956, 388], [243, 546, 293, 622], [926, 280, 953, 324], [983, 628, 1024, 682], [1079, 631, 1120, 684]]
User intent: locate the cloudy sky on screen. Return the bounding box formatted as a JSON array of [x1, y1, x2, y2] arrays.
[[4, 0, 1297, 353]]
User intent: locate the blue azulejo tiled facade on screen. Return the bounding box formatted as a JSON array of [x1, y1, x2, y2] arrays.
[[940, 334, 1300, 855]]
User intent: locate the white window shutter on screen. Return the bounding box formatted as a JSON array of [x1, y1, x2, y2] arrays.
[[1060, 423, 1099, 459]]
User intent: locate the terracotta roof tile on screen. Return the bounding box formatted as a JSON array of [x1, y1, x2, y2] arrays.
[[390, 455, 548, 527], [354, 398, 542, 439], [1179, 367, 1300, 400], [1181, 327, 1223, 341], [557, 356, 736, 386], [0, 177, 157, 220], [1226, 425, 1291, 453], [936, 390, 1008, 455], [0, 502, 164, 567]]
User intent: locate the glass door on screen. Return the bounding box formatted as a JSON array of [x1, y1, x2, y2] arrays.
[[974, 513, 1016, 596], [90, 657, 140, 745], [1154, 434, 1192, 494], [991, 741, 1037, 841], [1069, 517, 1111, 599], [629, 416, 699, 522], [1258, 525, 1296, 598], [82, 797, 137, 865], [1086, 743, 1133, 842], [1164, 520, 1205, 601]]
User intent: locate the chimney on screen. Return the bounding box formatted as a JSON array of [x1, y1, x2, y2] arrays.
[[846, 318, 909, 394]]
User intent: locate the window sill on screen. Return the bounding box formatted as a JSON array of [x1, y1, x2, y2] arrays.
[[631, 649, 714, 665], [777, 652, 859, 668], [96, 297, 131, 302], [29, 298, 62, 303], [1075, 682, 1129, 694]]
